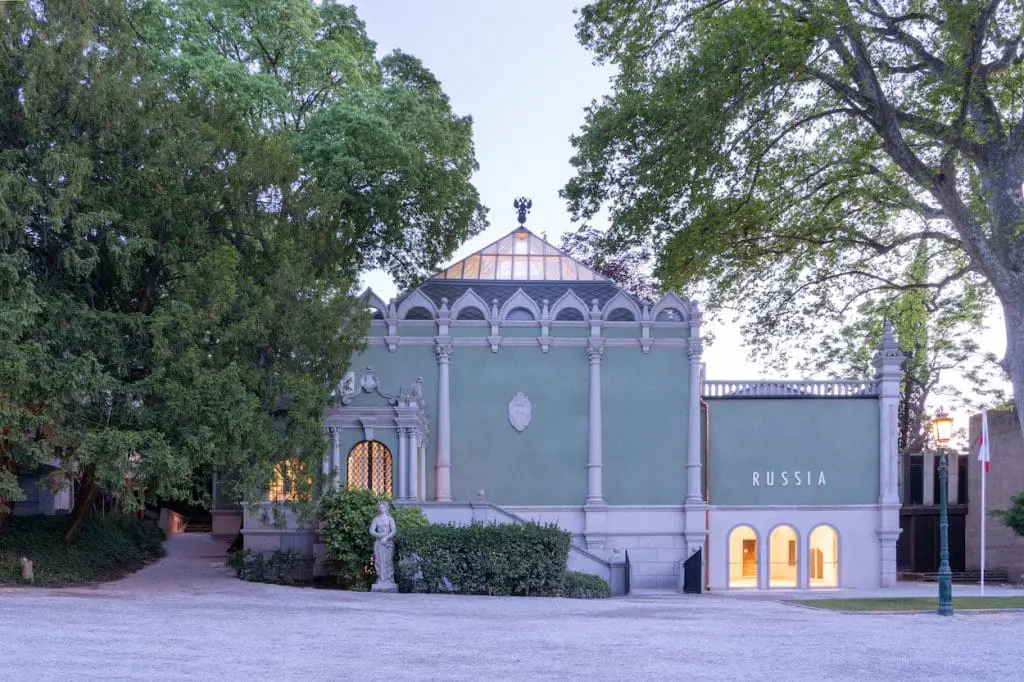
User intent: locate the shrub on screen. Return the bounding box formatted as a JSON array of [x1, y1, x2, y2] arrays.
[[395, 521, 571, 596], [0, 514, 165, 586], [318, 487, 428, 590], [228, 548, 302, 585], [992, 491, 1024, 537], [560, 571, 612, 599]]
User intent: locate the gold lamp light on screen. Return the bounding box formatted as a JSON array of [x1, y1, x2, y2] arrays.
[[932, 408, 953, 448]]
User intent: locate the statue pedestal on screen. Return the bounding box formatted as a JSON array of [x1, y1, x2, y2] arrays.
[[371, 581, 397, 593]]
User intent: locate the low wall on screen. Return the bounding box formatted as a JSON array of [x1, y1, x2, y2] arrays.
[[212, 509, 243, 538]]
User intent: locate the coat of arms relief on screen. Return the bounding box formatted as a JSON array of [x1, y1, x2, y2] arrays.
[[508, 392, 532, 432]]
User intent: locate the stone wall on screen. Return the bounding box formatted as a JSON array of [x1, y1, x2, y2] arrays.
[[966, 409, 1024, 582]]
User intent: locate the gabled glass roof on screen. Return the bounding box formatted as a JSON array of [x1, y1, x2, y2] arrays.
[[432, 228, 607, 282]]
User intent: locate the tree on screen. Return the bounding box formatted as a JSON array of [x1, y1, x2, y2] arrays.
[[560, 227, 659, 300], [564, 0, 1024, 436], [0, 0, 485, 538]]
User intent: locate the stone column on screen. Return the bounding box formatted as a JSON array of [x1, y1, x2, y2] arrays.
[[322, 428, 332, 479], [586, 342, 605, 504], [396, 427, 408, 499], [419, 443, 427, 501], [871, 321, 906, 587], [685, 335, 703, 504], [435, 339, 453, 502], [584, 341, 607, 551], [949, 453, 960, 505], [681, 306, 707, 591], [330, 427, 342, 485], [923, 452, 935, 505]]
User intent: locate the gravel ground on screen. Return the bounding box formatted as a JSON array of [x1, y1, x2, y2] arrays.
[[1, 534, 1022, 681]]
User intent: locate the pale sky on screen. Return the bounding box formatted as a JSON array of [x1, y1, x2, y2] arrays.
[[349, 0, 1009, 409]]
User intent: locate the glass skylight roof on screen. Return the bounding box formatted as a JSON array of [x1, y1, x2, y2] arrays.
[[432, 228, 607, 282]]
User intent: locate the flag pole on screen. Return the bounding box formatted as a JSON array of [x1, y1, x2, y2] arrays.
[[980, 454, 986, 597]]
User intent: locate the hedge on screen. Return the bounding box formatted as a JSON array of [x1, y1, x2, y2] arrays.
[[0, 514, 165, 586], [560, 570, 611, 599], [395, 521, 571, 596], [318, 487, 427, 590]]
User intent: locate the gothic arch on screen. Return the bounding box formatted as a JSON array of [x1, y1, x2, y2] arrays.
[[499, 288, 541, 322], [396, 289, 438, 321], [449, 288, 491, 322], [549, 290, 589, 323]]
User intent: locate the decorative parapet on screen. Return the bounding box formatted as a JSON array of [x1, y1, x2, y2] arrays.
[[702, 379, 879, 398]]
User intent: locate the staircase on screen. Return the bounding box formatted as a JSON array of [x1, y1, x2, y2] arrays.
[[184, 514, 213, 533]]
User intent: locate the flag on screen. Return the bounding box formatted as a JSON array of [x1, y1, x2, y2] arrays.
[[978, 410, 991, 473]]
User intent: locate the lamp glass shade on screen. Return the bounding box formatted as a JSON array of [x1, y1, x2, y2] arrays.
[[932, 411, 953, 447]]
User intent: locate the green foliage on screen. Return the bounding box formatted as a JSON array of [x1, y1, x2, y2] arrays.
[[991, 492, 1024, 537], [228, 548, 303, 585], [0, 0, 484, 524], [0, 514, 165, 586], [318, 487, 427, 590], [395, 522, 571, 597], [566, 1, 1024, 434], [559, 570, 612, 599]]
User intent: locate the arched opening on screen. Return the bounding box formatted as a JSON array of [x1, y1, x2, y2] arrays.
[[769, 525, 798, 588], [809, 525, 839, 587], [268, 459, 310, 502], [505, 307, 535, 321], [607, 308, 636, 322], [655, 307, 683, 322], [728, 525, 758, 588], [347, 440, 393, 496], [555, 307, 585, 321], [456, 306, 486, 320], [404, 306, 433, 320]]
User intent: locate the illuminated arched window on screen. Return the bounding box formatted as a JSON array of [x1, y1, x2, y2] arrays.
[[347, 440, 393, 496], [768, 524, 798, 588], [809, 525, 839, 587], [728, 525, 759, 588], [269, 459, 310, 502]]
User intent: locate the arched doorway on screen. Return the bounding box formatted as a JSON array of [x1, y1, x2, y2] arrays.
[[809, 525, 839, 587], [347, 440, 393, 496], [728, 525, 759, 588], [768, 525, 798, 588]]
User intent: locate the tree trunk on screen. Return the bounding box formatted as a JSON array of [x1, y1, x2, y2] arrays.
[[63, 464, 99, 546], [999, 295, 1024, 438]]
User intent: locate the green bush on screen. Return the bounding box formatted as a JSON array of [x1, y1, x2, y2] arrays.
[[559, 571, 612, 599], [318, 487, 427, 590], [228, 548, 302, 585], [395, 521, 571, 596], [0, 514, 165, 586], [992, 491, 1024, 536]]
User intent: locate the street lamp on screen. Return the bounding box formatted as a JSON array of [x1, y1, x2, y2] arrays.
[[932, 408, 954, 617]]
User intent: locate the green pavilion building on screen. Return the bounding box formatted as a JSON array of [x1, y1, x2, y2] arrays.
[[238, 209, 905, 592]]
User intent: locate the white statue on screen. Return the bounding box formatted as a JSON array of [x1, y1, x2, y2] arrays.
[[369, 501, 398, 591]]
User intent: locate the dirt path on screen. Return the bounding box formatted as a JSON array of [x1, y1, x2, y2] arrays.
[[104, 532, 237, 594]]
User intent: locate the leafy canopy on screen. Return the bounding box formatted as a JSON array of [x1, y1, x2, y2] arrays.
[[565, 0, 1024, 434], [0, 0, 485, 527]]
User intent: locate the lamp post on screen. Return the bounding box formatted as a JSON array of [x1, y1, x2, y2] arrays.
[[932, 409, 954, 617]]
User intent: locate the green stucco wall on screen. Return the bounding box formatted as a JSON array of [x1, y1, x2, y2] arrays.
[[601, 347, 689, 504], [449, 345, 588, 505], [707, 398, 879, 506], [348, 344, 438, 497]]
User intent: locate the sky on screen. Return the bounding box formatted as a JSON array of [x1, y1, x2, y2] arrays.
[[348, 0, 1009, 413]]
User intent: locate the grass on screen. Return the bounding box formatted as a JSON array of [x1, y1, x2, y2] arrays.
[[0, 513, 165, 587], [789, 596, 1024, 612]]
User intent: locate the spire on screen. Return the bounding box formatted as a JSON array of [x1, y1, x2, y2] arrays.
[[872, 319, 906, 379]]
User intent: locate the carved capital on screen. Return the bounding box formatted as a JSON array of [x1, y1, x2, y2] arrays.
[[434, 340, 453, 363], [586, 342, 605, 364], [687, 338, 703, 362], [329, 426, 342, 444]]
